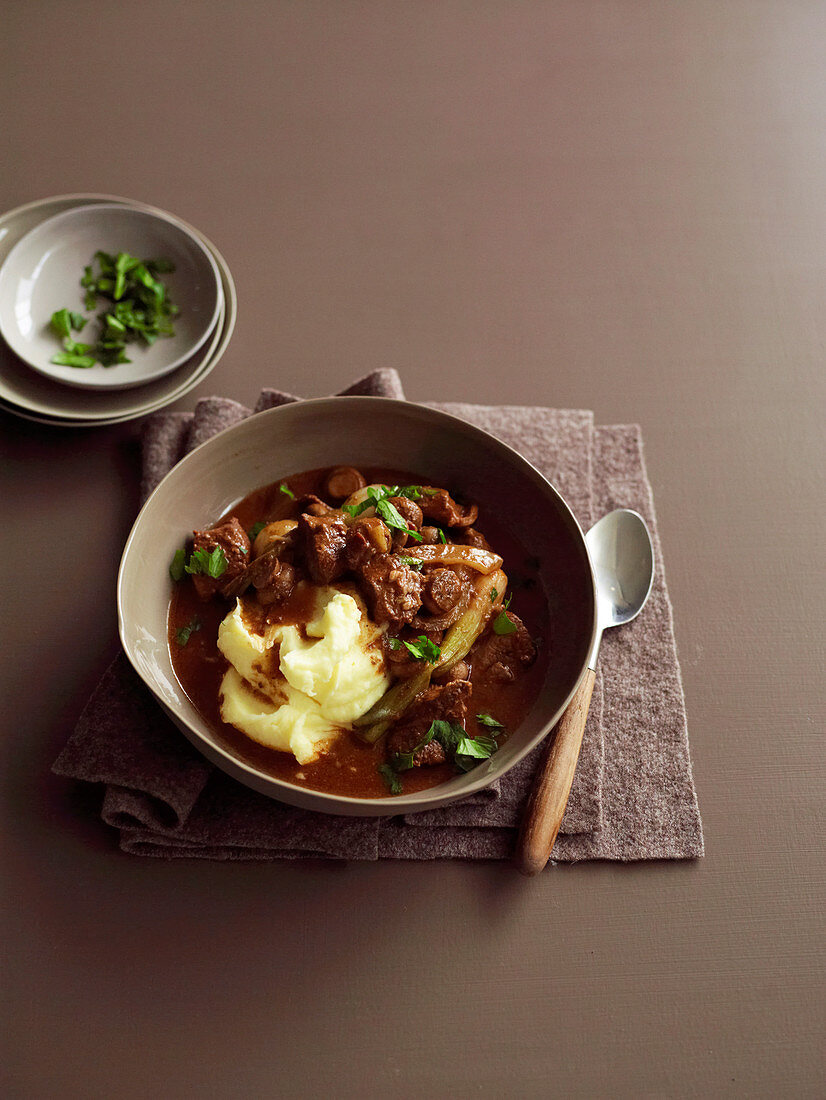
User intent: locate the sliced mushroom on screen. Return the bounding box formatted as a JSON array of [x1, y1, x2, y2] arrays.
[[252, 519, 298, 558], [324, 466, 366, 500]]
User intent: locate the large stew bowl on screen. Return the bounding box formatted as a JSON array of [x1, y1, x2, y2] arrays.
[[118, 398, 597, 816]]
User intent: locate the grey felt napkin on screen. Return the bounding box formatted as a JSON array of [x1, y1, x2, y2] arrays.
[[53, 369, 703, 862]]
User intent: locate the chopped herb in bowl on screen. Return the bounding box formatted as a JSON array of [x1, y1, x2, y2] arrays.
[[49, 250, 178, 369]]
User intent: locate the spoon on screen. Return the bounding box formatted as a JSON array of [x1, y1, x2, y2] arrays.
[[515, 508, 655, 876]]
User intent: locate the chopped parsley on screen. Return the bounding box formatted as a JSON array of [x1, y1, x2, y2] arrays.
[[175, 617, 202, 647], [342, 485, 423, 541], [49, 250, 178, 369], [396, 555, 423, 570], [50, 308, 87, 339], [377, 764, 403, 794], [248, 521, 267, 541], [492, 593, 516, 635], [170, 544, 229, 581], [437, 528, 447, 544], [169, 548, 187, 581], [278, 483, 295, 499], [476, 713, 504, 730], [388, 635, 441, 664], [185, 545, 228, 578], [492, 611, 517, 636], [385, 718, 501, 790], [453, 734, 498, 772]]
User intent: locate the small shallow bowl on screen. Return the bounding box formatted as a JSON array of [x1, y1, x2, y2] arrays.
[[117, 398, 597, 817], [0, 203, 222, 391]]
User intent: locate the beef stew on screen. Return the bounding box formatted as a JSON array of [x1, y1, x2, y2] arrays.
[[168, 466, 549, 799]]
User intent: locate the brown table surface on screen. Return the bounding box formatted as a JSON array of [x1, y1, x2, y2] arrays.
[[2, 4, 823, 1097]]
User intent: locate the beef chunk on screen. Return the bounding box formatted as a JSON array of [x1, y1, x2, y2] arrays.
[[420, 488, 478, 529], [457, 526, 492, 551], [344, 516, 392, 570], [250, 558, 299, 606], [421, 567, 469, 615], [191, 516, 251, 600], [358, 554, 424, 625], [298, 513, 348, 584], [473, 612, 536, 683], [387, 496, 424, 549], [386, 680, 471, 767]]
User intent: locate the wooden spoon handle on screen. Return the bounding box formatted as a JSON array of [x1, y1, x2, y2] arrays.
[[514, 668, 597, 876]]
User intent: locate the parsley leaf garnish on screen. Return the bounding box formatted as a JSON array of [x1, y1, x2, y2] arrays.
[[437, 528, 447, 544], [492, 594, 516, 635], [454, 734, 498, 772], [476, 713, 504, 730], [184, 545, 228, 579], [384, 718, 500, 785], [390, 724, 437, 772], [279, 483, 295, 499], [49, 250, 177, 370], [248, 521, 266, 540], [388, 635, 441, 663], [342, 485, 423, 540], [396, 555, 423, 570], [169, 548, 187, 581], [377, 764, 403, 794], [175, 617, 202, 647], [492, 611, 517, 635]]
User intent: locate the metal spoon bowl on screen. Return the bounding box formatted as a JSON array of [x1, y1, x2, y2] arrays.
[[515, 509, 655, 875]]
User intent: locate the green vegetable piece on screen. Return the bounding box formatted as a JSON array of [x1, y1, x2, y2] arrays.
[[175, 617, 202, 647], [390, 634, 441, 664], [396, 556, 423, 570], [169, 548, 187, 581], [377, 764, 403, 795], [50, 352, 97, 368], [248, 521, 266, 540], [185, 545, 228, 578], [454, 734, 498, 772], [476, 713, 504, 730], [437, 528, 447, 544], [375, 498, 422, 541], [391, 724, 437, 772], [62, 338, 94, 355], [455, 735, 496, 759], [147, 257, 175, 274], [492, 611, 517, 636], [50, 309, 73, 339], [279, 483, 295, 499], [103, 314, 127, 339], [389, 718, 497, 774]]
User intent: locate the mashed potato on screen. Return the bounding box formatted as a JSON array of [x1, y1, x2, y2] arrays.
[[217, 586, 389, 764]]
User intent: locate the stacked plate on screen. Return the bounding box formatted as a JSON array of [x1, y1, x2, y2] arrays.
[[0, 194, 236, 426]]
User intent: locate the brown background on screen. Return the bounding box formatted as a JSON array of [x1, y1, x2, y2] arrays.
[[2, 3, 823, 1097]]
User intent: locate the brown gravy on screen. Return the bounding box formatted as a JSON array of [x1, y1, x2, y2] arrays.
[[168, 467, 550, 799]]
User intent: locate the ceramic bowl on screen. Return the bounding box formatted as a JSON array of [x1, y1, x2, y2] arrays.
[[0, 193, 236, 423], [117, 398, 597, 817], [0, 203, 222, 391]]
